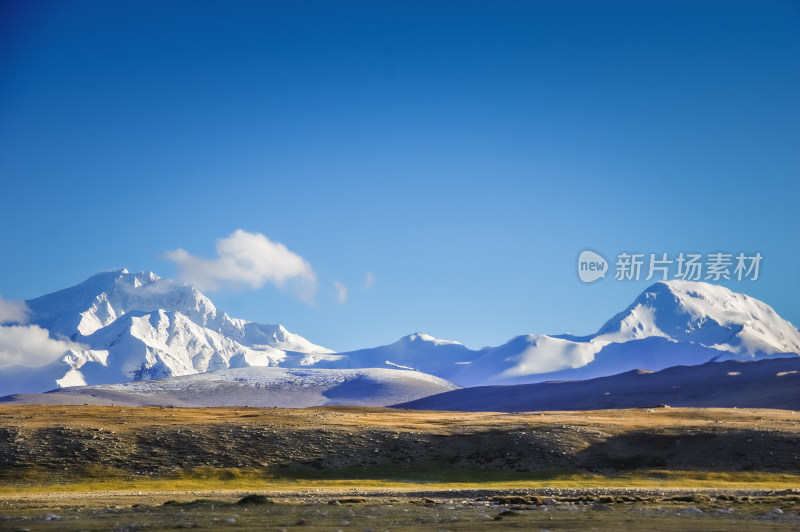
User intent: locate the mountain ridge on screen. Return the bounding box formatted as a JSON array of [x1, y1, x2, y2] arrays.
[[1, 271, 798, 395]]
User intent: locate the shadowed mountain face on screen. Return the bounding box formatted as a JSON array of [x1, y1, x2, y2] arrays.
[[395, 357, 800, 412]]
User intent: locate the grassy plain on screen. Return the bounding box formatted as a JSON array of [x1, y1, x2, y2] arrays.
[[0, 405, 798, 529]]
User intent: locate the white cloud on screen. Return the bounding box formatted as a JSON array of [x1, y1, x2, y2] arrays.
[[0, 294, 29, 325], [334, 281, 348, 304], [164, 230, 317, 303], [364, 272, 375, 290], [0, 324, 84, 368]]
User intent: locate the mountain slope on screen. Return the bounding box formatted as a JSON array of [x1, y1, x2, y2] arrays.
[[396, 357, 800, 412], [0, 367, 459, 408]]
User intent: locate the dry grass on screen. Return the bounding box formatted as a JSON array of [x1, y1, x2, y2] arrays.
[[1, 404, 797, 430]]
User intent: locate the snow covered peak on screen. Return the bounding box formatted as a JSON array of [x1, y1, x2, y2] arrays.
[[401, 332, 462, 346], [25, 269, 220, 337], [596, 280, 800, 356], [24, 269, 331, 355], [134, 270, 160, 284]]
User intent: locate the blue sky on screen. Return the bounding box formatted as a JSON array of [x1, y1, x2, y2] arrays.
[[1, 0, 798, 351]]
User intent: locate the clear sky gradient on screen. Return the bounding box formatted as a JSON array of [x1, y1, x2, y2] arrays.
[[1, 0, 798, 351]]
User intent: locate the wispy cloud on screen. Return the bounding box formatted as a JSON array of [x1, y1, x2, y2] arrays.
[[334, 281, 348, 304], [164, 230, 317, 303], [0, 294, 29, 325], [364, 272, 375, 290], [0, 325, 84, 368]]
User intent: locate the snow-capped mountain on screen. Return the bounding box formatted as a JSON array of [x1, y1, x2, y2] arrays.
[[306, 333, 475, 379], [593, 280, 800, 356], [26, 269, 330, 354], [321, 280, 800, 387], [1, 272, 798, 396], [451, 280, 800, 385], [2, 269, 336, 393]]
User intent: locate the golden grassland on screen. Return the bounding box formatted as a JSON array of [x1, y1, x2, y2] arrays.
[[1, 405, 798, 529], [2, 468, 799, 496], [2, 403, 797, 429]]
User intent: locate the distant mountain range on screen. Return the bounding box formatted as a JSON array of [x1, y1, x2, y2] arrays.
[[239, 279, 800, 387], [0, 269, 798, 398]]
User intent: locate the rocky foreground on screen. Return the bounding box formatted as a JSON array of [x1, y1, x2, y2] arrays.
[[2, 486, 800, 530]]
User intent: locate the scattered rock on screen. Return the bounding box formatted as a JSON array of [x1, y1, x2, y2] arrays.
[[236, 494, 273, 505], [493, 496, 528, 505], [763, 508, 784, 519]]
